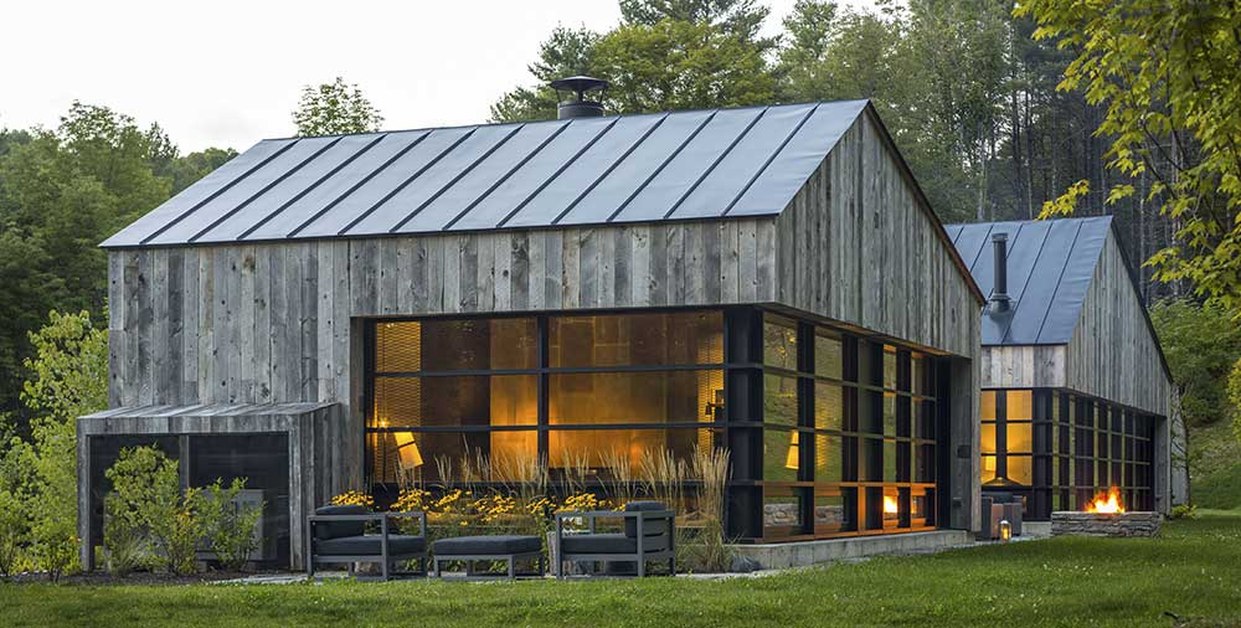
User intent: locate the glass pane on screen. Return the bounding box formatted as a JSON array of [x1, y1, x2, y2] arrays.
[[861, 437, 883, 482], [549, 311, 723, 367], [915, 443, 936, 483], [763, 489, 804, 537], [883, 439, 898, 482], [815, 382, 843, 431], [375, 321, 423, 372], [981, 454, 998, 484], [1007, 390, 1033, 420], [981, 390, 997, 421], [981, 423, 997, 454], [1008, 455, 1033, 485], [883, 393, 897, 436], [763, 316, 798, 370], [549, 370, 722, 425], [912, 354, 927, 395], [764, 429, 801, 482], [814, 433, 842, 482], [395, 318, 538, 372], [815, 330, 843, 379], [373, 375, 538, 428], [882, 487, 902, 530], [764, 373, 799, 427], [1007, 422, 1033, 454], [883, 346, 897, 389], [548, 428, 711, 471], [815, 489, 848, 535], [916, 401, 936, 439]]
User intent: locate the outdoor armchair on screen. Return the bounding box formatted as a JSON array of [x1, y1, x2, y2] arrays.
[[307, 504, 428, 581], [554, 500, 675, 578]]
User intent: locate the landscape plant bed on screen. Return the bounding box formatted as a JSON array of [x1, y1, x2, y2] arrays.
[[1, 512, 1238, 626], [3, 568, 269, 586]]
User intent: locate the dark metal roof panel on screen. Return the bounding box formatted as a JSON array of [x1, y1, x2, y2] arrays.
[[102, 139, 294, 247], [669, 103, 818, 220], [727, 100, 865, 217], [103, 101, 874, 248], [946, 216, 1112, 346], [240, 131, 429, 241]]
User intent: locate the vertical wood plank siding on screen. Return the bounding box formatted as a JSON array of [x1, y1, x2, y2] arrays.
[[1064, 232, 1172, 416], [773, 111, 980, 358]]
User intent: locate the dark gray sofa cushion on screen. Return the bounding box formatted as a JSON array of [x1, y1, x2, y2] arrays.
[[433, 535, 542, 556], [315, 534, 426, 556], [313, 505, 368, 540], [561, 533, 670, 554], [623, 501, 670, 538]]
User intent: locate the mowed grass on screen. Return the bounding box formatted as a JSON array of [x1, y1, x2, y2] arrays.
[[3, 513, 1240, 627]]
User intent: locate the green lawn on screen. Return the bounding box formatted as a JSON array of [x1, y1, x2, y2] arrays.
[[3, 512, 1240, 627]]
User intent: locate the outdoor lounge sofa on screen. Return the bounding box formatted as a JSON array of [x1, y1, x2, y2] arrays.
[[306, 505, 428, 581], [554, 501, 675, 578]]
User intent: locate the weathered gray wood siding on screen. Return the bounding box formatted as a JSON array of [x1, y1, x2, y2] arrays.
[[980, 345, 1067, 389], [1065, 231, 1172, 416], [773, 110, 981, 359], [106, 220, 780, 484]]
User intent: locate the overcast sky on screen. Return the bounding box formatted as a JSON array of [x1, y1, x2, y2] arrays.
[[1, 0, 875, 153]]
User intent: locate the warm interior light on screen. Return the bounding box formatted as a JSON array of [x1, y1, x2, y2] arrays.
[[785, 432, 800, 470], [1085, 486, 1125, 513], [883, 494, 899, 514], [393, 432, 424, 469]]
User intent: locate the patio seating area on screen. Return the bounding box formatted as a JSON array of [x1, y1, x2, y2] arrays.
[[306, 502, 676, 581]]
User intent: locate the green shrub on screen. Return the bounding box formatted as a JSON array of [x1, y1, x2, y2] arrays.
[[25, 418, 79, 580], [202, 479, 263, 571], [0, 434, 32, 578], [1229, 357, 1241, 446], [1170, 503, 1198, 520], [106, 446, 206, 575], [102, 493, 145, 576]]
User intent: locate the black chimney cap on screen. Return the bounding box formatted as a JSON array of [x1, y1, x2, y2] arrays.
[[550, 76, 609, 97]]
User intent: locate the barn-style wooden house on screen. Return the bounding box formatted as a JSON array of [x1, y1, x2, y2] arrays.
[[80, 96, 984, 569], [946, 217, 1184, 520]]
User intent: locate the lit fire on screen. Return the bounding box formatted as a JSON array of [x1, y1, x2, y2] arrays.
[[883, 495, 899, 514], [1085, 487, 1125, 514]]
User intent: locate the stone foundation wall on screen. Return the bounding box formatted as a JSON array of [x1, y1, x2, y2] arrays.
[[1050, 511, 1161, 537]]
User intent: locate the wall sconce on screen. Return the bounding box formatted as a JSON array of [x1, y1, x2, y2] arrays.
[[785, 432, 800, 470]]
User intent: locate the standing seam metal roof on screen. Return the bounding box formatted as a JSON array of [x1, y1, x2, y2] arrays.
[[102, 100, 871, 248], [944, 216, 1113, 345]]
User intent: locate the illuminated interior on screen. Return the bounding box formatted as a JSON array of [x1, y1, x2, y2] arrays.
[[366, 308, 948, 542]]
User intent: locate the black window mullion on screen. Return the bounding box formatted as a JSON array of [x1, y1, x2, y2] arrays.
[[537, 315, 549, 465]]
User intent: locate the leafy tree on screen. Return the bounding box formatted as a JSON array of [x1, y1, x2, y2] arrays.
[[491, 27, 602, 122], [593, 19, 776, 114], [22, 310, 108, 423], [1230, 358, 1241, 446], [167, 147, 238, 194], [1016, 0, 1241, 310], [292, 77, 384, 136], [619, 0, 774, 47], [1150, 299, 1241, 427]]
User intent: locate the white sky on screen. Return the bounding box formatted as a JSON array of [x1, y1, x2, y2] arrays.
[[1, 0, 874, 153]]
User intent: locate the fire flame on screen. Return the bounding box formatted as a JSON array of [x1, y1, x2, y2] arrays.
[[1085, 487, 1125, 514], [883, 495, 899, 514]]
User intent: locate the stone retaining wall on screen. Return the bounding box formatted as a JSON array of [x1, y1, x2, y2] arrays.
[[1050, 511, 1161, 537]]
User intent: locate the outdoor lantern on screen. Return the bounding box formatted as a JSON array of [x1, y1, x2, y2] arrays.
[[999, 519, 1012, 543]]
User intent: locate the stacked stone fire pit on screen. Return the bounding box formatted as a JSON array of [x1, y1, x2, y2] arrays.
[[1050, 511, 1162, 537]]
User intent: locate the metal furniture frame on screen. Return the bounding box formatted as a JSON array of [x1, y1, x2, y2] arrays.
[[306, 510, 427, 581], [554, 508, 676, 578], [431, 538, 545, 580]]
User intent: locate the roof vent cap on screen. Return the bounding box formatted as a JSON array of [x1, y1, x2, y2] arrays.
[[550, 76, 609, 120]]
